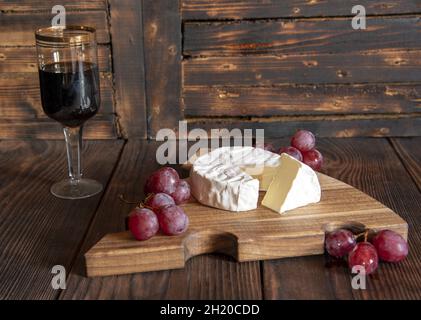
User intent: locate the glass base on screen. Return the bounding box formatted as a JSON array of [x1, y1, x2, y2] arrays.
[[51, 178, 103, 200]]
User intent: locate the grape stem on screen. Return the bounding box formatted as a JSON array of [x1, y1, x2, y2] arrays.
[[118, 194, 142, 205], [355, 229, 370, 242], [118, 194, 155, 211]]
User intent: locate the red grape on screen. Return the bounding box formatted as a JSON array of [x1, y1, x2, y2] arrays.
[[156, 205, 189, 236], [325, 229, 356, 258], [253, 142, 276, 153], [279, 146, 303, 162], [144, 167, 180, 195], [348, 242, 378, 275], [302, 149, 324, 171], [144, 193, 175, 211], [128, 208, 159, 241], [291, 130, 316, 152], [171, 180, 191, 205], [372, 230, 408, 263]]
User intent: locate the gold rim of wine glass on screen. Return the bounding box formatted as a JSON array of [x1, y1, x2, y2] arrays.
[[35, 25, 96, 45]]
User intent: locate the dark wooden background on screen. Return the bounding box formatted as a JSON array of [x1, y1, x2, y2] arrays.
[[0, 0, 420, 139]]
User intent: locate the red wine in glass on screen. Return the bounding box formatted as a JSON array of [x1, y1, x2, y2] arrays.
[[39, 61, 100, 127]]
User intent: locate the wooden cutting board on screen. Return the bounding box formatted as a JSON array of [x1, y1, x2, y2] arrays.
[[85, 173, 408, 277]]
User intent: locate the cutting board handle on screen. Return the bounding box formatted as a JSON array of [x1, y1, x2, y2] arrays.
[[183, 230, 239, 260]]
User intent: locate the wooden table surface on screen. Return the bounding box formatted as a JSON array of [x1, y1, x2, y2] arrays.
[[0, 137, 420, 300]]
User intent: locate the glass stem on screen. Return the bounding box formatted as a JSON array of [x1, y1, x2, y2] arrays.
[[63, 125, 83, 184]]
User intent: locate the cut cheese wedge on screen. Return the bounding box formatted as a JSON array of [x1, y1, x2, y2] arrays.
[[190, 146, 280, 211], [262, 153, 321, 214]]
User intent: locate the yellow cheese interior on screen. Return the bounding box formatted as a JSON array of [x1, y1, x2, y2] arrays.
[[261, 154, 300, 213]]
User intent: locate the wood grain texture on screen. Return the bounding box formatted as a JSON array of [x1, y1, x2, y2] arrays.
[[143, 0, 183, 138], [390, 137, 421, 192], [182, 0, 421, 20], [186, 116, 421, 138], [263, 138, 421, 299], [183, 51, 421, 86], [85, 173, 407, 277], [109, 0, 146, 139], [181, 8, 421, 138], [0, 72, 114, 117], [0, 140, 123, 299], [183, 84, 421, 117], [184, 17, 421, 56], [0, 0, 106, 12], [262, 255, 355, 300], [0, 115, 118, 139], [60, 141, 262, 299], [0, 45, 112, 73], [0, 11, 109, 46]]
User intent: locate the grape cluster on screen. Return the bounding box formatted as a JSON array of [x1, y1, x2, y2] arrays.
[[288, 130, 323, 170], [127, 167, 191, 241], [256, 130, 324, 171], [325, 228, 408, 275]]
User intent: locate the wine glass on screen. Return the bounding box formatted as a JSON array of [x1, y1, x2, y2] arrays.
[[35, 26, 103, 199]]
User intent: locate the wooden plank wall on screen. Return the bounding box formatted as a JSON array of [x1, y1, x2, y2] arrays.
[[1, 0, 420, 139], [181, 0, 421, 138]]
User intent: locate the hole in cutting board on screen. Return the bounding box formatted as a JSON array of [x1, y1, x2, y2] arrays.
[[183, 230, 239, 261]]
